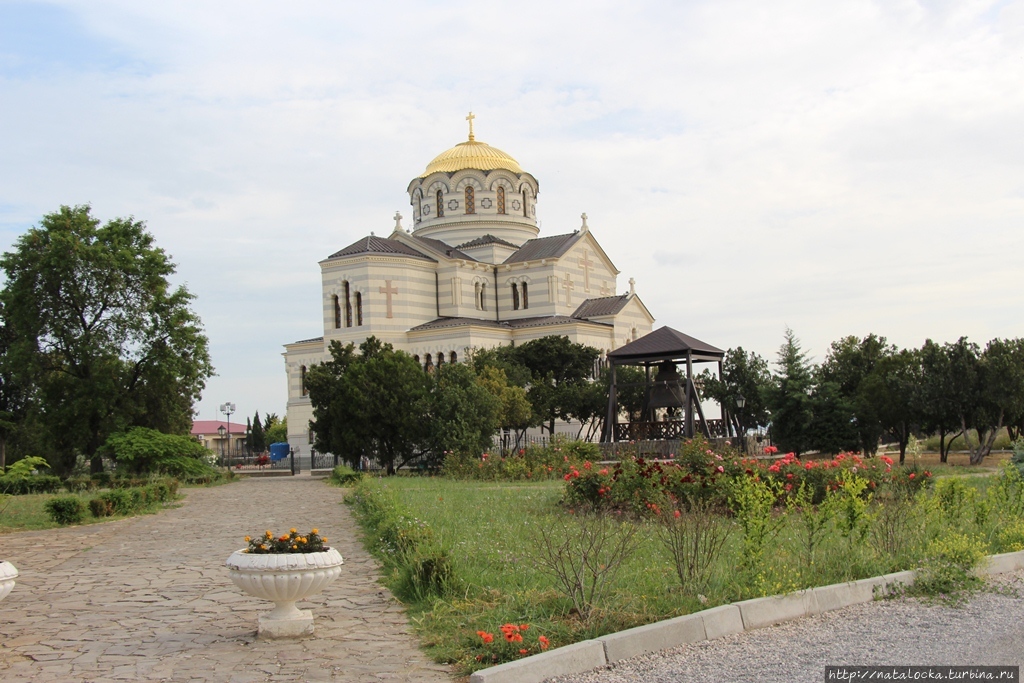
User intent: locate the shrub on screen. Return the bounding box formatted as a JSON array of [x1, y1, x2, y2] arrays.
[[63, 476, 96, 493], [995, 519, 1024, 553], [329, 464, 364, 486], [658, 494, 731, 593], [89, 497, 113, 517], [0, 474, 63, 495], [101, 427, 214, 475], [531, 507, 640, 621], [45, 496, 86, 525], [912, 533, 987, 604]]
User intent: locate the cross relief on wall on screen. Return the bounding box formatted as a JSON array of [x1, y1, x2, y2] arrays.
[[379, 280, 398, 319], [561, 273, 575, 307], [578, 248, 595, 292]]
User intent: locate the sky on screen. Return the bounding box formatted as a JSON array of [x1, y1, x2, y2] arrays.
[[1, 0, 1022, 424]]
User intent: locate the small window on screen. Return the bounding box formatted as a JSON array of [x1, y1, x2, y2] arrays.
[[300, 365, 308, 396], [424, 353, 433, 373], [436, 190, 444, 218], [413, 355, 420, 364], [522, 282, 529, 310], [465, 186, 475, 214], [450, 351, 457, 364], [497, 186, 506, 214], [511, 283, 520, 310], [355, 292, 363, 326], [522, 190, 528, 217], [437, 353, 444, 369]]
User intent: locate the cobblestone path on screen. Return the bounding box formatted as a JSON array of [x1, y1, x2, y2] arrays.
[[0, 476, 451, 682]]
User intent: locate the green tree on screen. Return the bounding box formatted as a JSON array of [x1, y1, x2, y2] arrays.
[[817, 334, 893, 455], [700, 347, 773, 437], [0, 205, 213, 474], [476, 366, 533, 434], [862, 348, 923, 463], [307, 337, 431, 475], [807, 379, 859, 455], [513, 336, 600, 436], [264, 414, 287, 445], [767, 329, 815, 455], [969, 338, 1024, 465], [425, 362, 500, 461], [919, 339, 962, 463], [250, 411, 267, 454]]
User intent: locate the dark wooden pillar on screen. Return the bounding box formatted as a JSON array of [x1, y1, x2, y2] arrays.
[[685, 351, 694, 437]]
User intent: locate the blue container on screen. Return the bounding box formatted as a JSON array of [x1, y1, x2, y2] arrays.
[[269, 442, 290, 462]]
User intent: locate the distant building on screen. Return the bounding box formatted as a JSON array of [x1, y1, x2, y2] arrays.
[[283, 116, 655, 458], [191, 421, 247, 456]]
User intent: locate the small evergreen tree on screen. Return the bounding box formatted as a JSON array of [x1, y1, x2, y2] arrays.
[[251, 411, 266, 453], [767, 328, 815, 455]]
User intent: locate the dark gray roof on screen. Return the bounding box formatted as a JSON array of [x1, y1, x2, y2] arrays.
[[456, 234, 520, 250], [408, 315, 611, 333], [291, 336, 324, 345], [407, 234, 475, 261], [503, 232, 581, 264], [608, 326, 725, 363], [327, 236, 434, 261], [573, 295, 629, 319]]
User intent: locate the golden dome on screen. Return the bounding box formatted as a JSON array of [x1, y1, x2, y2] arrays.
[[420, 138, 523, 176]]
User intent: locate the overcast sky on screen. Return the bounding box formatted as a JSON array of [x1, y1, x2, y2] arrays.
[[2, 0, 1022, 423]]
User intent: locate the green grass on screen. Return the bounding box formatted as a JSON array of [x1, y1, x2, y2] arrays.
[[347, 470, 1024, 677]]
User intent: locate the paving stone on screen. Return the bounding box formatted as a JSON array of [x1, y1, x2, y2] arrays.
[[0, 476, 449, 682]]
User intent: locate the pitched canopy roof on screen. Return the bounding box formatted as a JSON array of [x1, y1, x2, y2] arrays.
[[503, 231, 581, 264], [607, 326, 725, 364]]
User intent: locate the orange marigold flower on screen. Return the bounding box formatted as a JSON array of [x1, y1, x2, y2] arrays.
[[244, 536, 251, 542], [279, 535, 289, 542], [322, 537, 327, 543], [477, 630, 494, 644], [312, 528, 319, 534], [520, 624, 529, 631], [265, 530, 273, 538], [539, 635, 550, 650], [519, 649, 528, 655]]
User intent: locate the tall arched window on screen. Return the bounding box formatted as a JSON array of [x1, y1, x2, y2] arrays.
[[497, 186, 506, 214], [449, 351, 457, 364], [511, 283, 520, 310], [343, 281, 352, 327], [436, 190, 444, 217], [413, 355, 420, 364], [474, 282, 482, 311], [333, 295, 341, 329], [479, 282, 487, 311], [437, 353, 444, 369], [521, 282, 529, 310], [416, 192, 422, 220], [424, 353, 433, 373], [355, 292, 363, 326], [300, 366, 308, 396], [465, 186, 475, 214]]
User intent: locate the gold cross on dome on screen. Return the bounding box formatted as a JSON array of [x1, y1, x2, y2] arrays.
[[466, 111, 476, 141]]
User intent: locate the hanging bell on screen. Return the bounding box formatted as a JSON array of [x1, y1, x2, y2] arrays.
[[647, 361, 685, 408]]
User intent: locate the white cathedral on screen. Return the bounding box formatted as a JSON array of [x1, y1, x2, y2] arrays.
[[283, 116, 656, 455]]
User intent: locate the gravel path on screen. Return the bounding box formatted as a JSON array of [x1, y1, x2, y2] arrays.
[[0, 475, 449, 682], [549, 571, 1024, 683]]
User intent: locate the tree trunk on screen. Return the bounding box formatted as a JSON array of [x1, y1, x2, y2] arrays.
[[939, 428, 948, 464], [0, 437, 5, 471]]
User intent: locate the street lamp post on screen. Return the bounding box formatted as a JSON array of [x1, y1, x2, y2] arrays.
[[217, 425, 226, 461], [219, 402, 236, 458], [734, 395, 746, 452]]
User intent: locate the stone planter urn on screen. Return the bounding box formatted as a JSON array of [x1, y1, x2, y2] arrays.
[[226, 548, 343, 638], [0, 560, 18, 602]]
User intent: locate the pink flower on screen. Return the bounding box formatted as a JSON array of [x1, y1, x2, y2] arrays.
[[716, 465, 724, 473]]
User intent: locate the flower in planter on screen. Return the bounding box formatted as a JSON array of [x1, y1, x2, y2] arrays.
[[244, 528, 329, 553]]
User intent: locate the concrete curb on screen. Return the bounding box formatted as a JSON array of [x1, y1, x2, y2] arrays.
[[467, 550, 1024, 683]]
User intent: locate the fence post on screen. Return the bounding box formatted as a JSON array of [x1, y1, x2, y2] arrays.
[[290, 448, 295, 476]]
